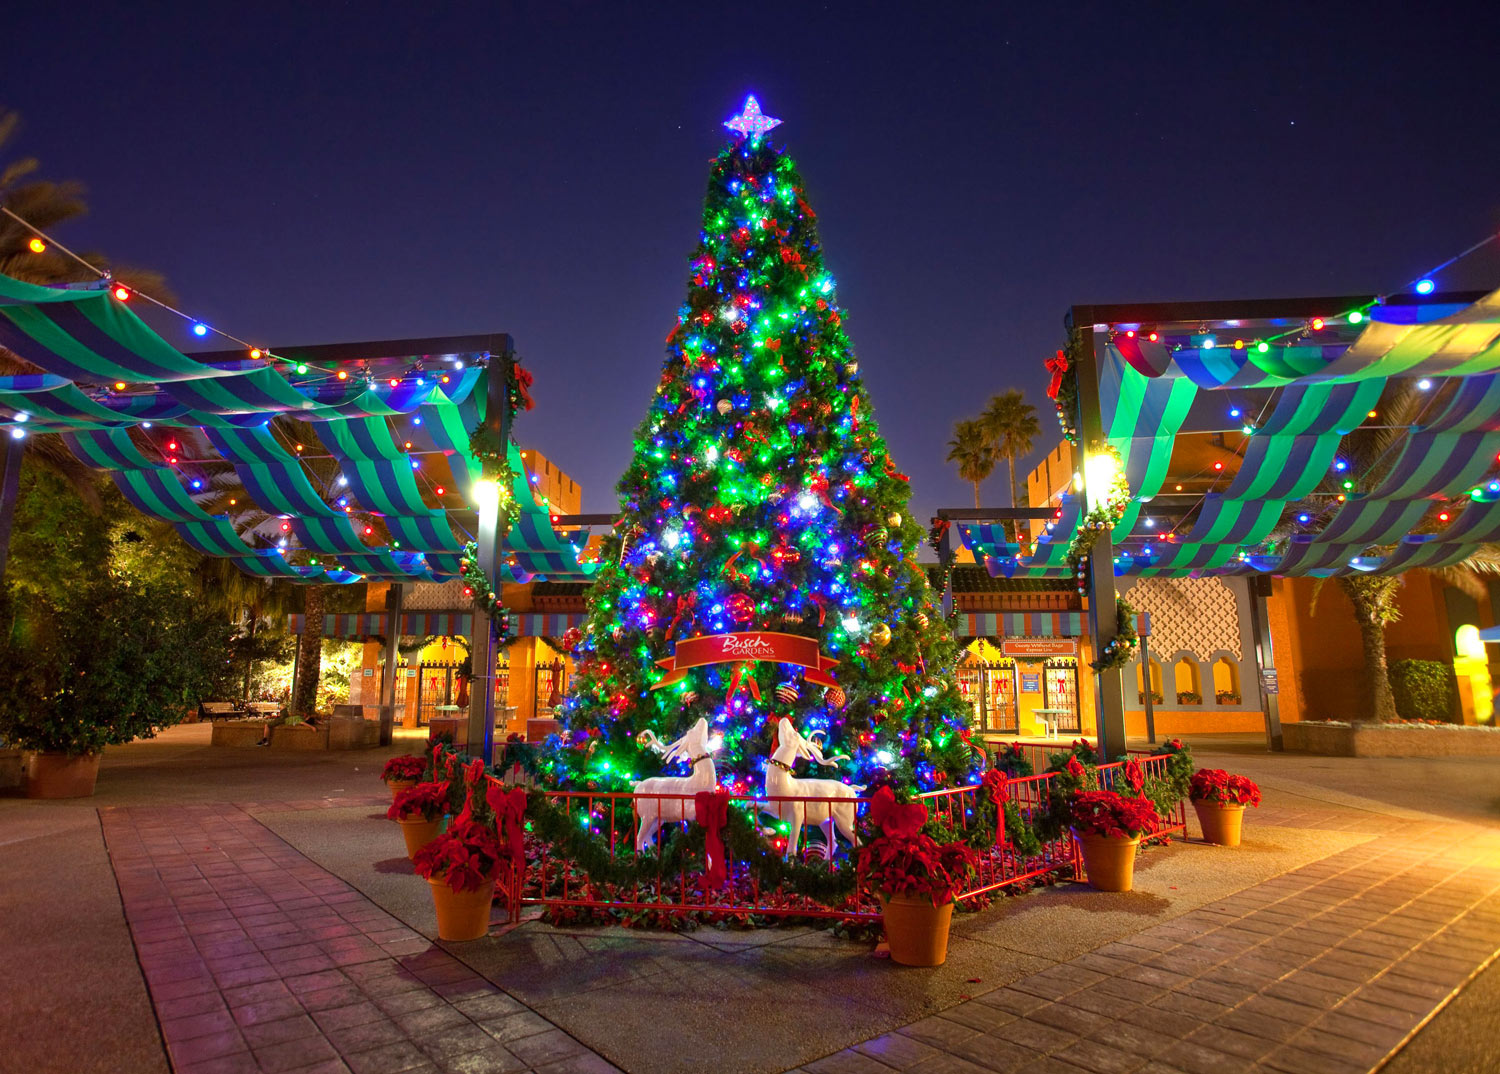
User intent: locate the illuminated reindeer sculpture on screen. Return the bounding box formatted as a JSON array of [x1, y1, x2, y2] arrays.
[[764, 717, 865, 858], [632, 717, 722, 852]]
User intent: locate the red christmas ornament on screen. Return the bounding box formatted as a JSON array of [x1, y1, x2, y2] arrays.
[[725, 593, 755, 623], [774, 682, 799, 705], [824, 685, 846, 710]]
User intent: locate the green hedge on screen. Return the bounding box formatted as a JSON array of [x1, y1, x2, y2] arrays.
[[1388, 659, 1458, 723]]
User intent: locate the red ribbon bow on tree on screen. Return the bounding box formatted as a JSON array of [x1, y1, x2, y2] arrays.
[[694, 789, 731, 890], [869, 786, 928, 839], [1045, 350, 1069, 400], [981, 769, 1009, 846], [726, 663, 761, 702]]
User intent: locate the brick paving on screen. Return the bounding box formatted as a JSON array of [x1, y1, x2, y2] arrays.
[[102, 802, 617, 1074], [798, 808, 1500, 1074], [100, 792, 1500, 1074]]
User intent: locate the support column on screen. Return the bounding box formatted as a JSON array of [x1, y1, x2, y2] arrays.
[[1248, 575, 1284, 751], [1073, 324, 1127, 759], [0, 433, 23, 581], [1139, 628, 1156, 745], [466, 350, 515, 765], [379, 583, 403, 746]]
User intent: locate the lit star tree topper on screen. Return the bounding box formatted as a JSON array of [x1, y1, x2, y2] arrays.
[[548, 99, 977, 796], [723, 95, 782, 140]]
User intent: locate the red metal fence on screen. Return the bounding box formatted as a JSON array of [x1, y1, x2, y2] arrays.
[[489, 753, 1186, 925]]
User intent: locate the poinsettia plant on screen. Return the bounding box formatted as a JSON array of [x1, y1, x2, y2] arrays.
[[1069, 789, 1160, 840], [858, 787, 978, 906], [387, 781, 450, 822], [413, 819, 508, 893], [1189, 769, 1261, 807], [381, 755, 426, 782]]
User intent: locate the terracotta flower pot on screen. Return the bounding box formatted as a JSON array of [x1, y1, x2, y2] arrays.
[[386, 778, 418, 801], [399, 816, 443, 860], [880, 893, 955, 966], [427, 874, 497, 941], [27, 751, 102, 799], [1073, 830, 1141, 892], [1192, 800, 1246, 847]]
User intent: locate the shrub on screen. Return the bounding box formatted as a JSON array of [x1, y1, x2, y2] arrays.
[[382, 755, 427, 782], [1176, 691, 1202, 705], [859, 787, 978, 905], [1388, 660, 1457, 724], [0, 579, 233, 755], [1214, 691, 1241, 705], [388, 781, 451, 822], [1138, 690, 1164, 705]]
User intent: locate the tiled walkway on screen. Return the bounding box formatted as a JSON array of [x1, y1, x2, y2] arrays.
[[102, 802, 617, 1074], [801, 806, 1500, 1074], [102, 797, 1500, 1074]]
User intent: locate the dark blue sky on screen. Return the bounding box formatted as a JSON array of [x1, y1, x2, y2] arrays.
[[6, 3, 1499, 519]]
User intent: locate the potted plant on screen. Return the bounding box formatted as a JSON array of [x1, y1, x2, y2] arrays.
[[388, 781, 451, 859], [1188, 769, 1261, 847], [1069, 789, 1159, 892], [860, 787, 978, 966], [413, 817, 508, 941], [0, 580, 231, 798], [381, 754, 427, 799]]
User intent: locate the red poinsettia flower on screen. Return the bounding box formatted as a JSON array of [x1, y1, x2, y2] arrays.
[[387, 781, 450, 821], [413, 819, 508, 893], [1065, 756, 1087, 779], [1123, 759, 1145, 794], [1070, 789, 1160, 839], [1189, 768, 1261, 806], [381, 755, 426, 782]]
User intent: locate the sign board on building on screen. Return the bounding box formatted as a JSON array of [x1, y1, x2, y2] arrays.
[[1001, 639, 1078, 657], [1020, 673, 1041, 693], [363, 668, 375, 677], [1259, 669, 1278, 695], [405, 668, 418, 678]]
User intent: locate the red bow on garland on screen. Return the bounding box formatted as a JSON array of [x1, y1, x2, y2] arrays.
[[726, 662, 761, 702], [486, 783, 528, 867], [981, 769, 1009, 846], [1045, 350, 1069, 400], [869, 785, 928, 839], [694, 789, 731, 891]]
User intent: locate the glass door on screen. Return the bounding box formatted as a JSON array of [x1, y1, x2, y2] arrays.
[[981, 661, 1019, 734], [1043, 660, 1080, 733]]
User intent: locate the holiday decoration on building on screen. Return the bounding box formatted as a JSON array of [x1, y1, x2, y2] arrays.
[[1046, 347, 1078, 443], [1064, 442, 1130, 593], [547, 97, 974, 794]]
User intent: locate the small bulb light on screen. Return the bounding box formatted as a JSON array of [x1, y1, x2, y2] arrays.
[[27, 238, 45, 254], [192, 323, 208, 337], [1416, 279, 1435, 295]]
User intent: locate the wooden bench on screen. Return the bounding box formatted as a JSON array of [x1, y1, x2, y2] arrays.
[[198, 701, 240, 721]]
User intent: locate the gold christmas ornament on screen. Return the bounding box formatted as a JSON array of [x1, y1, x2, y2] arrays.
[[887, 512, 902, 528], [716, 399, 732, 415], [870, 622, 892, 647]]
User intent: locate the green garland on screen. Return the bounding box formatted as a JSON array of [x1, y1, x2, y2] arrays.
[[523, 791, 858, 903], [460, 541, 516, 634], [1091, 597, 1139, 671]]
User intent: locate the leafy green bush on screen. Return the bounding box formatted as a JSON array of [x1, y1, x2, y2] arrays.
[[0, 580, 235, 754], [1388, 660, 1457, 724]]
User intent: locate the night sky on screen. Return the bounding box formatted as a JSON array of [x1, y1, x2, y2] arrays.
[[6, 4, 1499, 520]]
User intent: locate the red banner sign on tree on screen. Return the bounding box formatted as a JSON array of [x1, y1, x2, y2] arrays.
[[650, 631, 840, 690]]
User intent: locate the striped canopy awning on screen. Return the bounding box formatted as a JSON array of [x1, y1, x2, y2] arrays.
[[958, 287, 1500, 580], [0, 272, 598, 585], [287, 611, 589, 639]]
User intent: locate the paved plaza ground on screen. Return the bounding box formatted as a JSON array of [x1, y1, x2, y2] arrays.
[[2, 725, 1498, 1074]]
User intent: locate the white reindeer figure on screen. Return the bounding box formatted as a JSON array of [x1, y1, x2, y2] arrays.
[[764, 717, 865, 858], [632, 718, 722, 852]]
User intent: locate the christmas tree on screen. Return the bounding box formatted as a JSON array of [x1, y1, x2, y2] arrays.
[[548, 97, 975, 795]]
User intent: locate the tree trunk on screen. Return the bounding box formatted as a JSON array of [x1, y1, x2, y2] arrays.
[[1005, 452, 1020, 541], [971, 480, 981, 509], [242, 611, 256, 703], [292, 585, 325, 718], [1355, 610, 1398, 722]]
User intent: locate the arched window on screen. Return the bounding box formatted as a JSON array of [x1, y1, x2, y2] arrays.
[[1174, 658, 1201, 704], [1212, 657, 1241, 705]]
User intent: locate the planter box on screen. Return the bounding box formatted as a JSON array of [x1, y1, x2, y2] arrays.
[[1284, 721, 1500, 758], [210, 721, 268, 747], [271, 723, 331, 750], [327, 717, 380, 750], [0, 748, 24, 790]]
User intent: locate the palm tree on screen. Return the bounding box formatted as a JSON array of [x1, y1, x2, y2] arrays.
[[981, 390, 1041, 513], [946, 419, 994, 509], [1, 107, 175, 511]]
